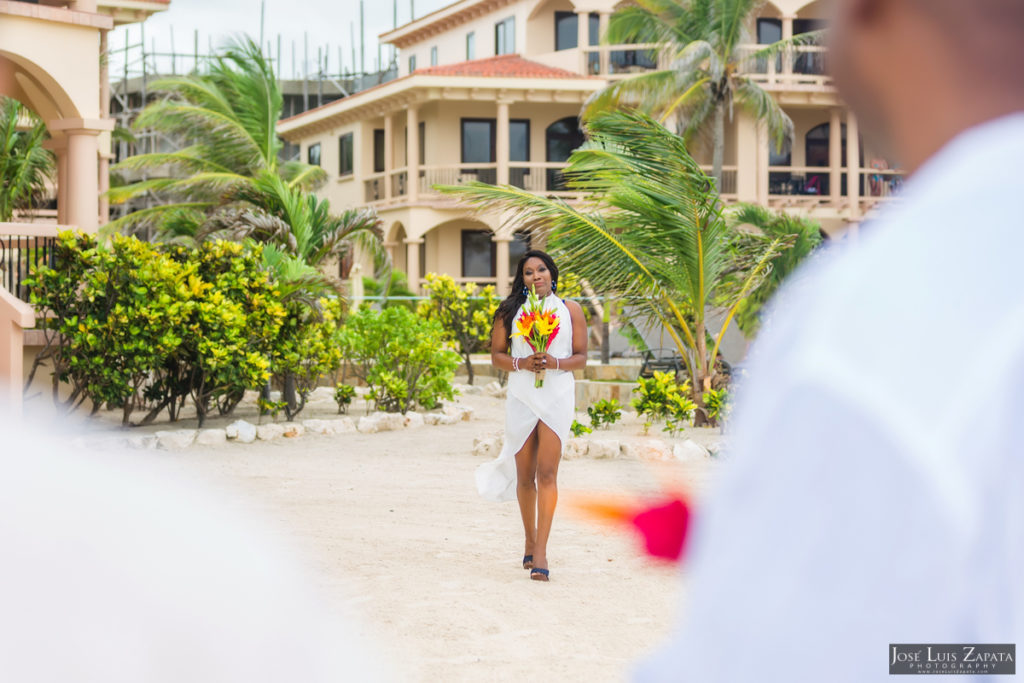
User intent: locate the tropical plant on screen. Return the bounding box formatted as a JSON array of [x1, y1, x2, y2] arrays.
[[702, 387, 730, 425], [0, 97, 54, 221], [587, 398, 623, 430], [417, 273, 500, 384], [585, 0, 818, 188], [442, 110, 793, 424], [364, 270, 418, 310], [632, 371, 695, 435], [334, 383, 356, 414], [724, 203, 824, 337], [570, 419, 593, 437], [105, 34, 384, 277], [338, 306, 460, 414], [272, 296, 345, 420]]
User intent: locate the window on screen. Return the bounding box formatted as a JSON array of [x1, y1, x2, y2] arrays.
[[509, 119, 531, 189], [338, 133, 353, 176], [462, 230, 495, 278], [509, 231, 530, 274], [495, 16, 515, 55], [373, 129, 386, 173], [757, 18, 782, 44], [408, 54, 417, 72], [466, 31, 476, 60], [307, 142, 321, 166], [461, 119, 495, 164], [589, 12, 599, 45], [419, 121, 426, 164], [554, 11, 577, 51], [510, 120, 530, 162], [430, 46, 438, 66]]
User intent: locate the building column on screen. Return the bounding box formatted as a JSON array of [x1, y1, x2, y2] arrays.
[[829, 108, 842, 207], [49, 120, 112, 232], [407, 104, 420, 202], [44, 137, 69, 225], [405, 238, 424, 293], [99, 29, 111, 225], [576, 10, 589, 72], [496, 99, 510, 186], [599, 12, 611, 74], [846, 110, 861, 221], [493, 234, 513, 297], [756, 123, 769, 205], [383, 113, 394, 200], [782, 15, 795, 75]]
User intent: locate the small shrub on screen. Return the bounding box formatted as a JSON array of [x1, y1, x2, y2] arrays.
[[587, 398, 623, 430], [632, 371, 694, 435], [570, 419, 593, 437], [339, 306, 460, 413], [258, 396, 287, 420], [334, 383, 356, 414], [416, 273, 499, 385], [273, 296, 345, 420], [703, 388, 730, 425]]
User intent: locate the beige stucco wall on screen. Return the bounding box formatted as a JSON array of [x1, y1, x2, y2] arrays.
[[0, 14, 103, 122]]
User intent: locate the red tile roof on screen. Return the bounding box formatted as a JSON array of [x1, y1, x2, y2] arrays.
[[412, 54, 583, 79]]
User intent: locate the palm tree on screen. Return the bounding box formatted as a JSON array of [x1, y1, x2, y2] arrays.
[[0, 97, 55, 221], [106, 36, 326, 238], [442, 109, 793, 424], [724, 203, 824, 337], [585, 0, 816, 190]]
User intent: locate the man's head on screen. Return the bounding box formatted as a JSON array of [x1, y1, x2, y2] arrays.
[[828, 0, 1024, 171]]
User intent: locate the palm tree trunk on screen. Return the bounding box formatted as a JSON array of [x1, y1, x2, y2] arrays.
[[712, 105, 725, 194], [693, 319, 710, 427]]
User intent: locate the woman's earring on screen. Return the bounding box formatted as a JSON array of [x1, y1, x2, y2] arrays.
[[521, 286, 528, 296], [552, 280, 558, 294]]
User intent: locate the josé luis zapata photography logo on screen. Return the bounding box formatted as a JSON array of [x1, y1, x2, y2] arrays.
[[889, 644, 1015, 675]]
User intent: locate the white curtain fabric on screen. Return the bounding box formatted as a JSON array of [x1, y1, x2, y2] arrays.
[[476, 294, 576, 502]]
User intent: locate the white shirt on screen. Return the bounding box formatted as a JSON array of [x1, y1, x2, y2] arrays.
[[636, 113, 1024, 681]]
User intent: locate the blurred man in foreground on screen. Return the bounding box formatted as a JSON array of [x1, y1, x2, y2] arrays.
[[637, 0, 1024, 679]]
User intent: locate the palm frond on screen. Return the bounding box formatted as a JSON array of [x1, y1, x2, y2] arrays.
[[734, 77, 793, 152]]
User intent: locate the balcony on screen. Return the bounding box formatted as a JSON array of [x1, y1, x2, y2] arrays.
[[362, 162, 586, 206], [766, 165, 904, 212], [576, 42, 833, 92]]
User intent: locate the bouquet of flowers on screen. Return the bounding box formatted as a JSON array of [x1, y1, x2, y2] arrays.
[[512, 285, 561, 388]]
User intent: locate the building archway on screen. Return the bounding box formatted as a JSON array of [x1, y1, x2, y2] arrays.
[[545, 116, 585, 191], [0, 51, 82, 123]]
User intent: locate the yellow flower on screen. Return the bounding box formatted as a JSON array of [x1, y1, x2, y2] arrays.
[[511, 313, 535, 338]]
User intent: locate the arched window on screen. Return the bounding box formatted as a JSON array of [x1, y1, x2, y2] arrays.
[[545, 117, 585, 191], [804, 122, 846, 195]]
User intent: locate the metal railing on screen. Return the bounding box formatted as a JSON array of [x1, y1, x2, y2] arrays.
[[0, 224, 62, 304]]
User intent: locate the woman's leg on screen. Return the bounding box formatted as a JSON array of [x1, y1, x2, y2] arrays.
[[514, 426, 539, 557], [532, 421, 562, 572]]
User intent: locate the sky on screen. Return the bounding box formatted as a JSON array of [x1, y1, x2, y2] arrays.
[[110, 0, 451, 79]]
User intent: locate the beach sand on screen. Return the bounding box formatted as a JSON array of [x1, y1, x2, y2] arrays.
[[148, 391, 720, 681]]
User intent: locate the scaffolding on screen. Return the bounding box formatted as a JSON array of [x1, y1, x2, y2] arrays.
[[106, 21, 399, 223]]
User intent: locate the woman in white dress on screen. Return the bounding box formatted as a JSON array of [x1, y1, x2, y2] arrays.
[[476, 251, 588, 581]]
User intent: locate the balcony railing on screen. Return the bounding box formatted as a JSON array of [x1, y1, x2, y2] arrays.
[[700, 166, 739, 200], [580, 43, 666, 77], [736, 44, 832, 89], [0, 223, 62, 305]]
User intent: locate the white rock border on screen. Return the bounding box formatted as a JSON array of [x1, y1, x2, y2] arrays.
[[77, 405, 475, 452]]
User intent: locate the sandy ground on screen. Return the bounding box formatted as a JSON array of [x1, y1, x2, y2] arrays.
[[104, 389, 722, 682]]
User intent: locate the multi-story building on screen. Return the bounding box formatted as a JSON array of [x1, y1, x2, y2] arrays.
[[276, 0, 903, 297]]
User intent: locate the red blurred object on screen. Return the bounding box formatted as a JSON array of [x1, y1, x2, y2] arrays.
[[630, 498, 690, 561]]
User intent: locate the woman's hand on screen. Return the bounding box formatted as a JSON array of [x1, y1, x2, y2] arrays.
[[528, 353, 557, 371]]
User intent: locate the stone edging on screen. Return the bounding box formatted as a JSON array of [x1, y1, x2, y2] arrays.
[[74, 403, 475, 452], [472, 432, 723, 462]]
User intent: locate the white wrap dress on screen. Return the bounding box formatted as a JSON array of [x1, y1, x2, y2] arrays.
[[476, 294, 576, 502]]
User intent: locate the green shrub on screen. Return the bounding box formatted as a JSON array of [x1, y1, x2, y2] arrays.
[[416, 273, 499, 385], [703, 387, 731, 425], [338, 306, 460, 413], [29, 232, 189, 423], [632, 371, 695, 435], [273, 296, 345, 420], [587, 398, 623, 430], [334, 383, 356, 414], [570, 419, 593, 437]]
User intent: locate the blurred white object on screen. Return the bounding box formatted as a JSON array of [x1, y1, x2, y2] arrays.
[[637, 115, 1024, 680], [0, 411, 388, 682]]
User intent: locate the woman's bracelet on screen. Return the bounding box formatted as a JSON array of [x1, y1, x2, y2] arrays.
[[556, 357, 560, 371], [512, 357, 519, 372]]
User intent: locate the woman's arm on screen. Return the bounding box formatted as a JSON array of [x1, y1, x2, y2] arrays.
[[491, 316, 523, 373], [540, 300, 588, 372]]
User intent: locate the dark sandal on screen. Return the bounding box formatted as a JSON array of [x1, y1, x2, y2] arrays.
[[522, 555, 534, 570], [530, 568, 549, 582]]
